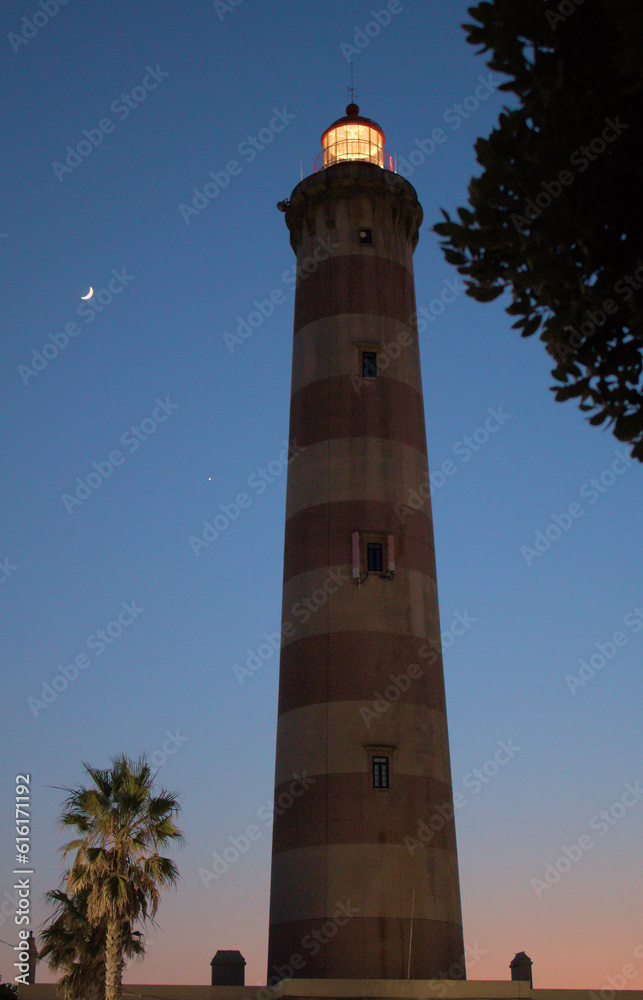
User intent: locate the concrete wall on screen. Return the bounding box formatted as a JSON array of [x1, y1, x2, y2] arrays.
[[17, 981, 643, 1000]]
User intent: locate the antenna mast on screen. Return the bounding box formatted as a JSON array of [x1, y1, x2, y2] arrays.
[[347, 62, 357, 106]]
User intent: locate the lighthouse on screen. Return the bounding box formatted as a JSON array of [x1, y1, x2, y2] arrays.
[[267, 104, 465, 981]]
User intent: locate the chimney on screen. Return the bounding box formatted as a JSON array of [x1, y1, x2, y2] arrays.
[[211, 950, 246, 986], [510, 951, 533, 988], [28, 931, 38, 984]]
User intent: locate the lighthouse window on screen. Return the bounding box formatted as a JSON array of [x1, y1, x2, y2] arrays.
[[362, 351, 378, 378], [359, 228, 372, 245], [373, 756, 389, 789], [366, 542, 383, 572]]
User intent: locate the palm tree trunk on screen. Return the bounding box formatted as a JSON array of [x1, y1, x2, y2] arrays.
[[105, 918, 123, 1000]]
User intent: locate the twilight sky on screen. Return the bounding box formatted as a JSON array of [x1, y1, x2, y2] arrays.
[[1, 0, 642, 992]]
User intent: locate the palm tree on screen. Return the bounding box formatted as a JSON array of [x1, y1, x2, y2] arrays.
[[59, 755, 183, 1000], [40, 887, 105, 1000], [40, 886, 144, 1000], [0, 978, 19, 1000]]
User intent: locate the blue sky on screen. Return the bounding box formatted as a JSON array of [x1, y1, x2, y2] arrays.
[[1, 0, 642, 990]]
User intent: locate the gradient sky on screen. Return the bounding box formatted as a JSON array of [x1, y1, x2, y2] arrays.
[[2, 0, 642, 992]]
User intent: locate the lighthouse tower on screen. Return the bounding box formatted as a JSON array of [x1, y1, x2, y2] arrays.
[[267, 104, 465, 982]]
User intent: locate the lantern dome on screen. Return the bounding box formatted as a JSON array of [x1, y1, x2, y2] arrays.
[[319, 104, 387, 169]]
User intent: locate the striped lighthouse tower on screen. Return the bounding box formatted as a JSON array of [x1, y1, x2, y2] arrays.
[[267, 105, 465, 982]]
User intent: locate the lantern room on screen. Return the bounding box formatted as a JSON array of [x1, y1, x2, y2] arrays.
[[316, 103, 392, 170]]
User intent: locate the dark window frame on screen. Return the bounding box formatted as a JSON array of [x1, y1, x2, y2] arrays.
[[362, 350, 378, 378], [372, 755, 389, 789], [366, 541, 383, 573]]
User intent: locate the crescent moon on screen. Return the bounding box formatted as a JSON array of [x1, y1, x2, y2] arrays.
[[81, 287, 94, 300]]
